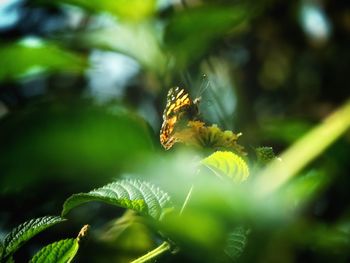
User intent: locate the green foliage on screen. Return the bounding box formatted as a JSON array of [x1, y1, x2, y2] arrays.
[[50, 0, 156, 21], [0, 40, 86, 82], [0, 101, 153, 192], [165, 5, 248, 68], [201, 151, 249, 183], [80, 22, 166, 73], [62, 179, 173, 220], [260, 119, 313, 144], [255, 146, 276, 165], [29, 239, 79, 263], [224, 227, 249, 261], [255, 101, 350, 196], [1, 216, 65, 260], [279, 170, 328, 210], [1, 1, 350, 262]]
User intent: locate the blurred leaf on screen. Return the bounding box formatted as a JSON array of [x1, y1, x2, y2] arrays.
[[0, 39, 86, 82], [51, 0, 156, 21], [80, 22, 166, 73], [0, 101, 154, 191], [201, 151, 249, 183], [260, 118, 313, 144], [278, 170, 329, 210], [284, 220, 350, 255], [164, 5, 248, 68], [2, 216, 65, 259], [255, 100, 350, 196], [62, 179, 173, 220], [158, 210, 226, 253], [312, 225, 350, 252], [29, 238, 79, 263], [224, 226, 249, 261], [98, 211, 155, 253]]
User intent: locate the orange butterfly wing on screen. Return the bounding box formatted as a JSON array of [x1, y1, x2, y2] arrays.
[[160, 87, 196, 150]]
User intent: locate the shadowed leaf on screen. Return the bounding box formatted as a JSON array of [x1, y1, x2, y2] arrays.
[[3, 216, 66, 258]]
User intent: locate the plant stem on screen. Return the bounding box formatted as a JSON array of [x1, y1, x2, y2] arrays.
[[131, 241, 171, 263], [180, 184, 194, 215], [255, 99, 350, 196]]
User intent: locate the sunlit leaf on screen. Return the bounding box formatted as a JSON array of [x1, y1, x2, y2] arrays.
[[62, 179, 173, 220], [51, 0, 156, 20], [29, 239, 79, 263], [97, 210, 155, 253], [201, 151, 249, 183], [158, 210, 226, 251], [2, 216, 66, 258], [0, 39, 86, 82], [80, 22, 166, 73], [164, 5, 248, 68]]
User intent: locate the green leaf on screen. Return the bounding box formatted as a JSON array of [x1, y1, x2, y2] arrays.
[[29, 239, 79, 263], [80, 22, 166, 73], [201, 151, 249, 183], [2, 216, 66, 258], [49, 0, 156, 21], [62, 179, 173, 220], [164, 5, 248, 68], [224, 227, 249, 260], [0, 101, 154, 192], [0, 39, 86, 82], [279, 170, 328, 209], [255, 146, 276, 165]]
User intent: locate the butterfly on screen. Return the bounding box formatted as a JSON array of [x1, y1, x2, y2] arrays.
[[160, 87, 200, 150]]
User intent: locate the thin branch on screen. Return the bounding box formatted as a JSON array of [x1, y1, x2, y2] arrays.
[[180, 184, 194, 215], [131, 241, 171, 263], [255, 99, 350, 196]]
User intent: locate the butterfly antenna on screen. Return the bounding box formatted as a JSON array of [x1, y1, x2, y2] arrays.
[[198, 74, 211, 98]]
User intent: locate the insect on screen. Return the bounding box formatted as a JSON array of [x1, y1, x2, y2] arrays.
[[160, 87, 200, 150]]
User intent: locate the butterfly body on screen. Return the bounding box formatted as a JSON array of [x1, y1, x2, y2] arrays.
[[160, 87, 200, 150]]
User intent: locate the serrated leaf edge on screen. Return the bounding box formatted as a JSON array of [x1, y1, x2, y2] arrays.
[[62, 179, 172, 220], [3, 216, 65, 258]]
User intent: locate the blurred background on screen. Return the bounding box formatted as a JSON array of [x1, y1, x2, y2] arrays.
[[0, 0, 349, 262]]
